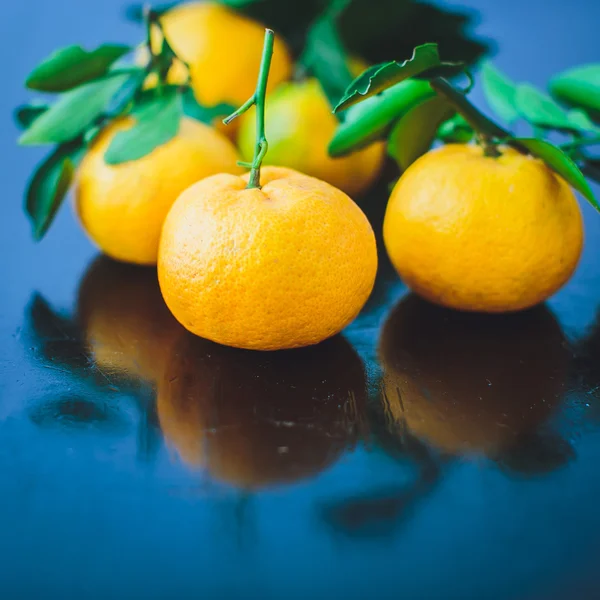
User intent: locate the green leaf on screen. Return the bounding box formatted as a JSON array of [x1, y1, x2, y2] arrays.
[[388, 96, 454, 171], [334, 43, 461, 112], [181, 88, 234, 125], [25, 143, 85, 240], [104, 68, 147, 116], [428, 77, 512, 143], [104, 89, 182, 165], [566, 109, 600, 134], [515, 84, 574, 130], [514, 138, 599, 211], [26, 44, 131, 92], [328, 78, 434, 157], [299, 2, 353, 110], [549, 64, 600, 117], [83, 125, 102, 145], [19, 73, 129, 146], [437, 113, 473, 143], [480, 62, 519, 124], [14, 103, 48, 129]]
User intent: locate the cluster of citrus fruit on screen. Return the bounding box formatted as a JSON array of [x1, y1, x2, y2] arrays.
[[17, 1, 599, 353]]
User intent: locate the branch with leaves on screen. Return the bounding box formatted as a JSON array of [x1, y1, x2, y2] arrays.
[[16, 9, 233, 240], [331, 43, 600, 211]]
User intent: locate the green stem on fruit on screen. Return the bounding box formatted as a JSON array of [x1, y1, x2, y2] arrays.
[[143, 4, 191, 87], [476, 133, 501, 158], [143, 4, 154, 56], [429, 77, 529, 155], [429, 77, 508, 138], [223, 29, 274, 189]]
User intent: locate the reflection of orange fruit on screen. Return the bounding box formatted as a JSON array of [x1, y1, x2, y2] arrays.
[[77, 256, 182, 382], [157, 334, 367, 488], [384, 144, 584, 312], [147, 2, 292, 108], [238, 79, 385, 197], [158, 166, 378, 350], [76, 117, 241, 265], [379, 295, 568, 457]]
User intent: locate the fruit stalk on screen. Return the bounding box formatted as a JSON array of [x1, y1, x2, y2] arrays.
[[224, 29, 274, 189], [429, 77, 528, 155], [143, 4, 191, 88]]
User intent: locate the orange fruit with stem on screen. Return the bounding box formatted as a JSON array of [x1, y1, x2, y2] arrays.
[[137, 2, 292, 110], [237, 78, 385, 197], [384, 144, 584, 312], [158, 165, 377, 350], [158, 30, 377, 350]]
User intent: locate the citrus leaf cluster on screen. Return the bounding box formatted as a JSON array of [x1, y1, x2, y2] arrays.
[[297, 0, 354, 111], [480, 62, 600, 206], [126, 0, 488, 113], [17, 20, 234, 240], [237, 0, 488, 113], [17, 45, 137, 239], [331, 42, 599, 212]]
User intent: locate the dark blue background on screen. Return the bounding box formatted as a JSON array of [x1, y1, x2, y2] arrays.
[[2, 1, 600, 598]]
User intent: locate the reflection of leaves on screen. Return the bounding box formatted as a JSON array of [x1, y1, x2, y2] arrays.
[[28, 293, 84, 350], [28, 395, 130, 434], [24, 288, 163, 461], [321, 395, 441, 538], [495, 432, 576, 477], [571, 310, 600, 425], [26, 293, 140, 391], [27, 293, 89, 370], [135, 389, 163, 464], [321, 486, 427, 538]]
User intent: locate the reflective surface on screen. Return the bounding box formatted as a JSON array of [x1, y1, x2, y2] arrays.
[[3, 1, 600, 598]]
